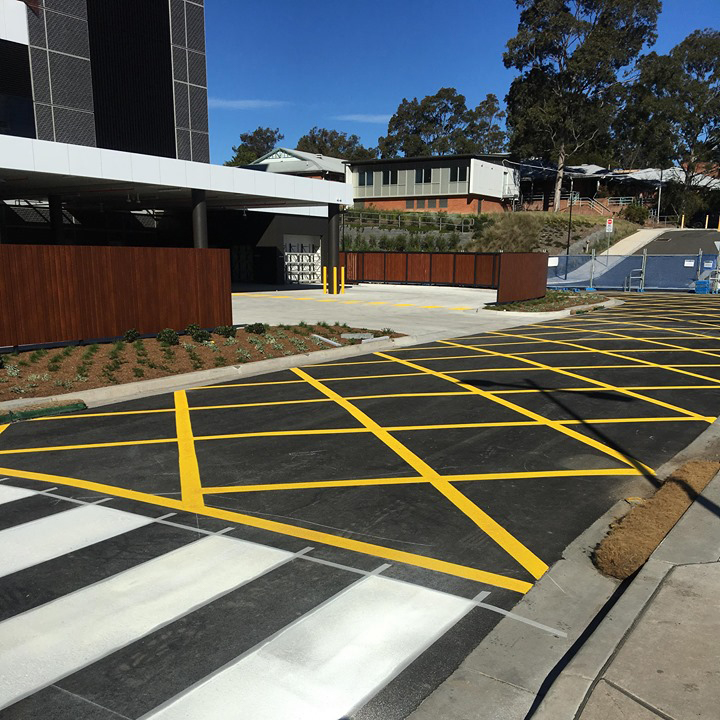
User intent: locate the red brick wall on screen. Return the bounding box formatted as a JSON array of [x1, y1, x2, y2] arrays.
[[356, 196, 510, 214]]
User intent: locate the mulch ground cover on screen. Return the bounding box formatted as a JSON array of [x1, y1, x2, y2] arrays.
[[593, 460, 720, 580], [0, 323, 399, 402], [487, 290, 606, 313]]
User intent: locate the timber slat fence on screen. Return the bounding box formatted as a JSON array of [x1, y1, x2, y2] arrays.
[[0, 245, 231, 347], [340, 251, 548, 304]]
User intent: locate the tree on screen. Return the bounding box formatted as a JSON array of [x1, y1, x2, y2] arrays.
[[295, 127, 376, 160], [378, 88, 507, 158], [225, 127, 284, 166], [616, 29, 720, 212], [504, 0, 661, 210]]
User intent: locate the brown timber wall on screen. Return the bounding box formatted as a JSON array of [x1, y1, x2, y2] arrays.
[[0, 245, 231, 347], [339, 251, 547, 303]]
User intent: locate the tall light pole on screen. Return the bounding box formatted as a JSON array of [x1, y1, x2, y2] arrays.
[[564, 175, 574, 280]]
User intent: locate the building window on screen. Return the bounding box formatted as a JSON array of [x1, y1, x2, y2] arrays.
[[358, 170, 374, 187], [355, 201, 365, 209], [405, 199, 414, 209], [450, 166, 468, 182], [427, 198, 436, 209], [416, 199, 425, 209], [439, 198, 448, 208], [382, 169, 398, 185], [415, 167, 432, 184]]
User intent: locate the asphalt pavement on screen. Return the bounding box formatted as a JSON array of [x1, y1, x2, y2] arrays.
[[1, 293, 720, 718]]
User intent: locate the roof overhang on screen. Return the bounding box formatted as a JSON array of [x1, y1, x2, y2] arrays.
[[0, 136, 353, 211]]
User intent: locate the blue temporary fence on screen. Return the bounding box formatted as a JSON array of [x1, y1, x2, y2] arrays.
[[547, 254, 718, 292]]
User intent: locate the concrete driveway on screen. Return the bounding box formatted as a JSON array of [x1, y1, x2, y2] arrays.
[[232, 283, 567, 335]]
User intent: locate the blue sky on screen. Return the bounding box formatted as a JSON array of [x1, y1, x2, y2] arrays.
[[205, 0, 720, 164]]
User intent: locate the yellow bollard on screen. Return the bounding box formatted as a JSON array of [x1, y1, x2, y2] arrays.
[[680, 214, 685, 229], [341, 267, 346, 294], [706, 215, 710, 229], [332, 266, 337, 295], [717, 217, 720, 232], [322, 266, 327, 294]]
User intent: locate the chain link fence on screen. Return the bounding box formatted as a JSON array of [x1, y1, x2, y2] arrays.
[[548, 253, 718, 291]]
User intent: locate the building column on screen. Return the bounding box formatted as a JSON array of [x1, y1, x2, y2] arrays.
[[49, 195, 64, 244], [191, 189, 208, 249], [323, 203, 341, 293]]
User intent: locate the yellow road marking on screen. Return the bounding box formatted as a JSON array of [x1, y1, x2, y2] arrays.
[[201, 467, 644, 495], [0, 424, 8, 436], [292, 366, 549, 580], [376, 350, 657, 473], [473, 335, 709, 421], [192, 380, 303, 389], [0, 438, 175, 454], [0, 465, 532, 594], [174, 390, 203, 511]]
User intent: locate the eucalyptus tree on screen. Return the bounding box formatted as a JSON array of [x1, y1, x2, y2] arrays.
[[504, 0, 661, 209]]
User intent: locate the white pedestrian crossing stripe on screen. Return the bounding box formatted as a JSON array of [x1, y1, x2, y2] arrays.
[[0, 484, 492, 719], [0, 503, 154, 578], [0, 533, 292, 710], [0, 484, 36, 505], [144, 574, 476, 720]]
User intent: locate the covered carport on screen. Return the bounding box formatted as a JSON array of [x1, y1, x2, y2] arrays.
[[0, 134, 351, 284]]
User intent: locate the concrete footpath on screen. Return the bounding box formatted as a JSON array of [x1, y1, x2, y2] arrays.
[[533, 471, 720, 720]]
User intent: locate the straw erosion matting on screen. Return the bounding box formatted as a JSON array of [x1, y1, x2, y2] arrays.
[[593, 460, 720, 580]]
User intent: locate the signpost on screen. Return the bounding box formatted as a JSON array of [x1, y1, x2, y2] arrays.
[[605, 218, 614, 233]]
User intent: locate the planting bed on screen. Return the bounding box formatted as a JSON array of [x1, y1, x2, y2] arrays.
[[0, 323, 399, 401]]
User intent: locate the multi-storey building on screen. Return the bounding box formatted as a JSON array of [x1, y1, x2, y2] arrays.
[[0, 0, 351, 284], [0, 0, 209, 160], [351, 154, 520, 214]]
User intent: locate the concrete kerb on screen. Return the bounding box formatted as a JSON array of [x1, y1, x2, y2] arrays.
[[407, 498, 633, 720], [0, 298, 608, 414], [411, 414, 720, 720], [530, 419, 720, 720]]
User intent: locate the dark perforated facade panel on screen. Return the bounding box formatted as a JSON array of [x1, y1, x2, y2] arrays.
[[45, 0, 87, 19], [53, 106, 96, 146], [46, 11, 90, 57], [187, 49, 206, 87], [172, 45, 187, 82], [189, 84, 208, 132], [30, 47, 51, 103], [177, 128, 191, 160], [174, 81, 190, 129], [185, 2, 205, 52], [49, 52, 94, 110], [191, 131, 209, 163], [34, 102, 54, 140], [87, 0, 176, 157], [27, 7, 47, 47]]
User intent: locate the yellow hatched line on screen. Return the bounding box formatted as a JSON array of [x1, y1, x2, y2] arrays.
[[0, 438, 175, 455], [375, 351, 653, 474], [0, 464, 531, 593], [201, 467, 644, 495], [484, 331, 718, 415], [439, 340, 706, 424], [192, 380, 303, 389], [490, 384, 720, 396], [0, 424, 8, 436], [1, 415, 708, 457], [174, 391, 203, 511], [292, 366, 549, 581]]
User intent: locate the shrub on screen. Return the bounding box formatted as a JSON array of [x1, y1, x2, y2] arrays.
[[214, 325, 236, 339], [184, 323, 200, 336], [156, 328, 179, 345], [622, 204, 649, 224], [123, 329, 141, 343], [190, 328, 211, 343], [245, 322, 267, 335]]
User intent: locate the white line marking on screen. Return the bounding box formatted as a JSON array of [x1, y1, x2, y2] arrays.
[[0, 504, 155, 579], [143, 573, 475, 720], [0, 485, 36, 505], [0, 535, 293, 710]]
